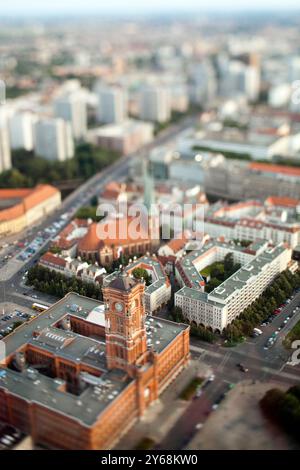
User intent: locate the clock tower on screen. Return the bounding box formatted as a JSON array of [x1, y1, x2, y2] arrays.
[[103, 271, 148, 375]]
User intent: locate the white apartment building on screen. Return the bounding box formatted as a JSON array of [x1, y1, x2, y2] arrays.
[[204, 216, 300, 249], [9, 111, 37, 151], [96, 85, 127, 124], [0, 123, 11, 174], [175, 242, 291, 331], [54, 92, 87, 140], [34, 118, 74, 162], [175, 240, 266, 291], [221, 60, 260, 102], [189, 61, 217, 105], [139, 85, 171, 123]]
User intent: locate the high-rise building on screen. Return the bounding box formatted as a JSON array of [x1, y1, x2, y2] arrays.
[[189, 61, 217, 105], [96, 85, 127, 124], [34, 118, 74, 162], [221, 60, 260, 102], [143, 158, 155, 210], [103, 273, 148, 375], [54, 92, 87, 140], [139, 85, 171, 123], [0, 123, 11, 174], [8, 111, 37, 151]]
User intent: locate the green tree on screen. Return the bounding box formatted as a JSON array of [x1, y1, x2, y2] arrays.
[[132, 267, 152, 286]]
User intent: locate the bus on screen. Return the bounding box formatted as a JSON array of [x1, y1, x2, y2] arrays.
[[32, 303, 49, 313]]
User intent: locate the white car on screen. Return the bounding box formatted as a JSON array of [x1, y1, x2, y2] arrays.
[[195, 423, 203, 430]]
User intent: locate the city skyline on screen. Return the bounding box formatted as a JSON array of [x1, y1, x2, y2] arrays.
[[2, 0, 300, 16], [0, 6, 300, 454]]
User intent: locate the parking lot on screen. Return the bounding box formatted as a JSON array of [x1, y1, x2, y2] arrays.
[[0, 216, 69, 282], [0, 302, 37, 340], [16, 219, 67, 262], [0, 422, 24, 450], [252, 289, 300, 352]]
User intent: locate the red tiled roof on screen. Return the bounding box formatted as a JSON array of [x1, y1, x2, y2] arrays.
[[265, 196, 299, 208], [52, 218, 89, 250], [78, 223, 101, 252], [166, 237, 187, 253], [78, 218, 151, 253], [40, 252, 67, 268], [249, 162, 300, 177], [0, 185, 60, 223]]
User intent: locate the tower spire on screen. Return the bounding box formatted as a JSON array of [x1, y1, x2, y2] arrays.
[[143, 157, 155, 211], [103, 272, 148, 376]]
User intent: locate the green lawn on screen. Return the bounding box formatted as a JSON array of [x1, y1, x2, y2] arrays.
[[200, 261, 222, 277], [179, 377, 204, 401]]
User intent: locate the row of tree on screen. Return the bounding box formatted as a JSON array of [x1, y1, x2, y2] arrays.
[[205, 252, 241, 293], [0, 143, 120, 189], [170, 269, 300, 344], [223, 269, 300, 342], [26, 265, 103, 300], [260, 386, 300, 442]]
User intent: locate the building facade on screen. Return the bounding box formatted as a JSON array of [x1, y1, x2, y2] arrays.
[[175, 241, 291, 331], [34, 118, 74, 162], [0, 274, 189, 450], [96, 86, 127, 124], [0, 124, 11, 174], [139, 86, 171, 123], [54, 92, 87, 141], [0, 185, 61, 236]]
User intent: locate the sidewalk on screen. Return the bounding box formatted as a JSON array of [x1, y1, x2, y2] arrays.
[[115, 359, 211, 450]]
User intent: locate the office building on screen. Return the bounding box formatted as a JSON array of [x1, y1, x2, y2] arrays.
[[139, 86, 171, 123], [87, 119, 153, 155], [0, 124, 11, 174], [54, 92, 87, 140], [175, 241, 291, 331], [8, 112, 37, 151], [0, 273, 189, 449], [34, 118, 74, 162], [96, 85, 127, 124]]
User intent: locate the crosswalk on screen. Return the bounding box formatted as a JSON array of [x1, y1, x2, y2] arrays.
[[190, 343, 300, 384]]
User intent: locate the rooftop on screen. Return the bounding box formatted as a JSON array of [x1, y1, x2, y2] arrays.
[[176, 240, 266, 291], [103, 255, 170, 296], [249, 162, 300, 178], [0, 185, 60, 223], [209, 244, 287, 303], [0, 366, 131, 427], [0, 291, 187, 426]]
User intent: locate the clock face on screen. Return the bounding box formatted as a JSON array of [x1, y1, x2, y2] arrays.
[[115, 302, 123, 312]]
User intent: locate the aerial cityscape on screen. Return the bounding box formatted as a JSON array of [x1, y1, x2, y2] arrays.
[[0, 0, 300, 457]]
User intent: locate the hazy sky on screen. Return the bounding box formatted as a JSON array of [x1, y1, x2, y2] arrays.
[[2, 0, 300, 16]]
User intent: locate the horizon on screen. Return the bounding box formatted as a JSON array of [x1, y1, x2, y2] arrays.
[[1, 0, 300, 17]]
